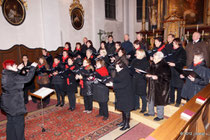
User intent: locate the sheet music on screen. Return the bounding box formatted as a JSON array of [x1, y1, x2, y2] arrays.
[[135, 68, 147, 74], [31, 87, 54, 99], [183, 68, 193, 71]]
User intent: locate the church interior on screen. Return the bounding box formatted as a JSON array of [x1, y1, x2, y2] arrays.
[[0, 0, 210, 140]]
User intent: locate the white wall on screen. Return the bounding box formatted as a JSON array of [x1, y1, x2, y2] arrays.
[[0, 0, 143, 51], [0, 0, 44, 50], [59, 0, 93, 50]]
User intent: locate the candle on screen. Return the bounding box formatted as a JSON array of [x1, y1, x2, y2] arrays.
[[156, 33, 158, 37], [187, 31, 189, 37], [145, 34, 147, 39], [202, 30, 204, 36], [196, 24, 199, 31], [153, 28, 155, 34]]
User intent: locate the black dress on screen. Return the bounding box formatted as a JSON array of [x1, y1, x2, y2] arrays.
[[131, 57, 149, 96], [64, 64, 78, 109], [92, 66, 110, 118], [79, 66, 94, 111], [20, 62, 35, 104], [51, 62, 65, 105], [167, 47, 186, 104], [113, 67, 134, 112], [131, 57, 150, 111]]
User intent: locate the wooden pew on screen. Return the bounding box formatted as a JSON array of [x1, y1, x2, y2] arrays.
[[144, 84, 210, 140]]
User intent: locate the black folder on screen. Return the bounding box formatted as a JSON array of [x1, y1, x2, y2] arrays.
[[174, 67, 201, 79]]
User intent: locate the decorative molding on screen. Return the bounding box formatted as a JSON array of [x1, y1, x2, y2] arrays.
[[69, 0, 84, 15], [21, 0, 27, 9], [0, 0, 27, 9]]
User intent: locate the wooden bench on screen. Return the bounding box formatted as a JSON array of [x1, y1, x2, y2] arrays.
[[142, 84, 210, 140]]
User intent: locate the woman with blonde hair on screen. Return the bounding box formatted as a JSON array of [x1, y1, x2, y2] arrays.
[[131, 49, 149, 112], [36, 57, 51, 108]]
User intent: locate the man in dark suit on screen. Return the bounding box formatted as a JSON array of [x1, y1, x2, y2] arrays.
[[136, 32, 148, 51], [105, 35, 115, 55], [122, 34, 134, 60], [165, 34, 175, 54], [81, 37, 88, 58], [186, 32, 209, 67]]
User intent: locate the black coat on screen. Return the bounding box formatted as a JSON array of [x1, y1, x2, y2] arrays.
[[165, 43, 173, 55], [20, 62, 35, 91], [92, 67, 109, 103], [105, 41, 115, 55], [113, 67, 134, 112], [131, 57, 150, 96], [147, 60, 171, 106], [43, 54, 53, 68], [87, 46, 97, 56], [181, 62, 210, 100], [51, 63, 65, 85], [85, 56, 96, 68], [81, 44, 87, 58], [79, 66, 94, 96], [61, 56, 69, 66], [167, 47, 186, 88], [1, 67, 36, 116], [64, 65, 77, 93], [73, 49, 83, 58], [148, 44, 168, 57]]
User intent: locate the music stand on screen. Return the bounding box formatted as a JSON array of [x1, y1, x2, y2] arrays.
[[29, 87, 55, 132]]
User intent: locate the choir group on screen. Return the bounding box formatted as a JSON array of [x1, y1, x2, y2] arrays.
[[1, 32, 210, 139]]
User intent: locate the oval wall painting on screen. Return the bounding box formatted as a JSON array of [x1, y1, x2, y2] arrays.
[[2, 0, 26, 26], [71, 8, 84, 30]]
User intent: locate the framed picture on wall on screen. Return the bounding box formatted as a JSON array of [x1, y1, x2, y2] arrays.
[[71, 7, 84, 30], [2, 0, 26, 26], [167, 0, 207, 25]]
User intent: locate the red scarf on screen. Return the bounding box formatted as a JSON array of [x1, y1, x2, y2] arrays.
[[136, 45, 141, 50], [53, 62, 59, 68], [38, 64, 45, 80], [157, 45, 165, 52], [85, 55, 93, 59], [38, 64, 45, 69], [85, 65, 90, 70], [194, 61, 203, 67], [66, 65, 76, 85], [79, 80, 84, 88], [62, 56, 69, 62], [96, 66, 109, 76], [76, 48, 81, 51], [63, 48, 69, 51]]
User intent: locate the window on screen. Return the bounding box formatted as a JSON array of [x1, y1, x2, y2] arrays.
[[137, 0, 149, 21], [105, 0, 116, 19]]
